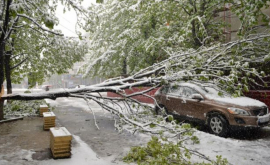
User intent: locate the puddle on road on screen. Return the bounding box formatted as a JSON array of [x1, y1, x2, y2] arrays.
[[32, 148, 52, 160]]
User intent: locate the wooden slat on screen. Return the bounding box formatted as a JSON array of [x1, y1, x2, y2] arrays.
[[50, 141, 71, 145], [44, 123, 55, 125], [44, 124, 55, 126], [51, 148, 71, 154], [51, 144, 71, 150], [51, 152, 71, 158], [44, 120, 55, 123], [44, 118, 55, 120]]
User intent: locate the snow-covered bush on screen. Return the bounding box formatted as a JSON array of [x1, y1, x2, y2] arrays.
[[4, 100, 48, 117]]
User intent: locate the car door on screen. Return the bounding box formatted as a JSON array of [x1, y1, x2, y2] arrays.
[[164, 85, 189, 116], [181, 87, 206, 120]]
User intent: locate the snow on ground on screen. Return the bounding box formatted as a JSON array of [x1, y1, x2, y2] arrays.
[[45, 97, 109, 114], [0, 148, 35, 165], [185, 129, 270, 165], [0, 135, 113, 165], [12, 88, 43, 93], [7, 89, 270, 165], [46, 96, 270, 165], [40, 135, 112, 165]]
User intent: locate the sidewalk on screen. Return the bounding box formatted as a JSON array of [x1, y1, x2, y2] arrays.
[[0, 117, 113, 165]]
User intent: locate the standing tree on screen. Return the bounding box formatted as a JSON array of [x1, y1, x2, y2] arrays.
[[0, 0, 87, 119], [81, 0, 270, 78]]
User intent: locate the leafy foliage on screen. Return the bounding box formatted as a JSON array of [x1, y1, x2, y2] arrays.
[[10, 32, 87, 85], [0, 0, 87, 88], [123, 136, 228, 165], [81, 0, 270, 78]]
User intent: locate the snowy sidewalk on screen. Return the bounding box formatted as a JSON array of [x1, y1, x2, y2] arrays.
[[40, 135, 112, 165]]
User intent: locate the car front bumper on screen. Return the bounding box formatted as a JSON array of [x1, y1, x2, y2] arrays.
[[229, 113, 270, 127]]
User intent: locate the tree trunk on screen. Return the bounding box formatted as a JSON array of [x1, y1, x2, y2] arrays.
[[0, 0, 12, 120], [122, 57, 127, 77], [5, 17, 19, 95], [0, 99, 3, 120], [5, 51, 12, 94], [191, 20, 202, 48], [0, 85, 4, 120], [0, 43, 5, 120], [0, 43, 4, 91]]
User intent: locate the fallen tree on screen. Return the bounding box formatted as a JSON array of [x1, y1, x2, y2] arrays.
[[2, 34, 270, 164], [2, 33, 270, 131]]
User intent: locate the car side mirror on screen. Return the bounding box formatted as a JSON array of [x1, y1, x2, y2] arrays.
[[191, 94, 203, 101]]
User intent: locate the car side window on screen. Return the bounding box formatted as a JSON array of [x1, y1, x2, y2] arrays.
[[183, 87, 199, 98], [167, 86, 183, 96], [161, 86, 169, 94]]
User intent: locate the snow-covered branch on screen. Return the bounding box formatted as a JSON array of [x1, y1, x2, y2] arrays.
[[17, 14, 63, 36]]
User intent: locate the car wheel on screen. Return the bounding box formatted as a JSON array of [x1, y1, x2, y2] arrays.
[[208, 114, 228, 137], [155, 105, 167, 116]]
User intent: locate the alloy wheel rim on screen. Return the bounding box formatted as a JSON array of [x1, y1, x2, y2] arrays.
[[210, 117, 223, 134]]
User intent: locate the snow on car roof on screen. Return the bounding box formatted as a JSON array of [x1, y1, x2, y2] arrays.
[[175, 82, 266, 107]]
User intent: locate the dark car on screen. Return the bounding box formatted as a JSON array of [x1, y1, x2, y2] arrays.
[[154, 83, 270, 136]]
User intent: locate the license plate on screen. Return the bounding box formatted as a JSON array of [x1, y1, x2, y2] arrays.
[[258, 114, 270, 123]]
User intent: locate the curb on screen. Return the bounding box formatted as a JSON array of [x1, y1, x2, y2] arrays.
[[0, 117, 24, 124]]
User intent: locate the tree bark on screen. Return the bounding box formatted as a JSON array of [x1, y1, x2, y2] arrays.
[[5, 51, 12, 94], [0, 0, 12, 120], [5, 17, 18, 95], [0, 42, 4, 89], [0, 85, 4, 120], [122, 57, 127, 77], [191, 20, 202, 48], [0, 42, 4, 120], [0, 99, 3, 120]]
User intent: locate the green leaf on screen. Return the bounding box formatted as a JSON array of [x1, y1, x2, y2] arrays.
[[44, 20, 54, 29], [150, 123, 156, 128]]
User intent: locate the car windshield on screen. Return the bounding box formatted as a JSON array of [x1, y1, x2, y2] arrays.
[[175, 83, 231, 99], [202, 86, 231, 99]]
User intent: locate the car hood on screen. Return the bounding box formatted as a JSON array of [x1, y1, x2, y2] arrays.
[[208, 96, 266, 110]]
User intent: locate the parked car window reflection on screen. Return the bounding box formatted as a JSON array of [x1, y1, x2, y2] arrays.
[[183, 87, 199, 98], [161, 86, 169, 94], [167, 86, 183, 96]]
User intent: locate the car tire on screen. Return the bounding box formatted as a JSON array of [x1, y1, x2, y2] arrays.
[[208, 113, 228, 137], [155, 105, 167, 116]]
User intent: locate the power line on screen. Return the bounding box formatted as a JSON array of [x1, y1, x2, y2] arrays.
[[58, 14, 74, 24], [58, 23, 78, 36]]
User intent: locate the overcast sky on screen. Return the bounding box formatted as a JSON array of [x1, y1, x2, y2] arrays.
[[55, 0, 95, 37]]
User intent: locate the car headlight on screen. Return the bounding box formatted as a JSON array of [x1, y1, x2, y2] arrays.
[[227, 107, 250, 116]]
